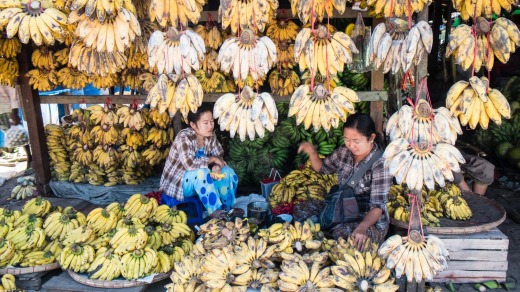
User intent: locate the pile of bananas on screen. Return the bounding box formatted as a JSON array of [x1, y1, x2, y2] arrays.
[[0, 274, 16, 291], [370, 19, 432, 74], [0, 0, 69, 45], [197, 217, 250, 250], [0, 56, 18, 86], [45, 124, 71, 181], [447, 76, 511, 129], [288, 83, 359, 132], [10, 175, 36, 200], [452, 0, 517, 20], [0, 37, 21, 58], [26, 48, 59, 91], [290, 0, 346, 24], [446, 19, 520, 71], [379, 232, 450, 282], [149, 0, 207, 28], [269, 166, 338, 207], [365, 0, 431, 18], [218, 0, 278, 34], [214, 86, 279, 141]]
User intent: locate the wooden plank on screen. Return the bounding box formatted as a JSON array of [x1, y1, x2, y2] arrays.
[[446, 260, 508, 271], [433, 270, 507, 283], [435, 228, 507, 240], [197, 8, 369, 22], [370, 18, 385, 134], [448, 250, 508, 261], [39, 91, 388, 104], [441, 238, 509, 251], [17, 45, 52, 195]]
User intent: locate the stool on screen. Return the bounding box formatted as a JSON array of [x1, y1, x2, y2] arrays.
[[161, 194, 204, 225]]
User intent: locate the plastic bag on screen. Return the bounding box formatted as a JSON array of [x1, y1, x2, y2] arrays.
[[260, 168, 281, 199], [5, 124, 29, 147]]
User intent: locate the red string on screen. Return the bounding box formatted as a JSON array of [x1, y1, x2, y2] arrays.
[[486, 0, 493, 93], [251, 0, 259, 91], [470, 3, 478, 77], [389, 0, 396, 19], [326, 10, 331, 94], [207, 13, 215, 28], [310, 0, 316, 91], [407, 194, 425, 240], [407, 0, 412, 30], [237, 2, 242, 95]]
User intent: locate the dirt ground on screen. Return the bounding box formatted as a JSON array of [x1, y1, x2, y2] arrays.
[[0, 159, 519, 292]]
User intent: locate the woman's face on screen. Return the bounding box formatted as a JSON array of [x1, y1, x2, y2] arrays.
[[191, 112, 214, 137], [343, 128, 374, 157]]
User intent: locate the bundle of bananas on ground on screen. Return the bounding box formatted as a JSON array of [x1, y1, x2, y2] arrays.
[[43, 211, 81, 240], [287, 220, 323, 252], [267, 19, 299, 42], [6, 224, 46, 250], [194, 24, 225, 50], [69, 40, 127, 76], [234, 237, 278, 270], [109, 225, 148, 254], [44, 238, 63, 257], [370, 19, 432, 74], [152, 205, 188, 225], [365, 0, 430, 18], [446, 76, 511, 129], [62, 225, 96, 246], [0, 57, 18, 86], [59, 243, 95, 273], [22, 196, 51, 216], [10, 175, 36, 200], [0, 208, 21, 225], [386, 100, 462, 144], [290, 0, 345, 24], [156, 222, 192, 245], [219, 0, 278, 33], [452, 0, 517, 20], [0, 238, 19, 268], [379, 232, 449, 282], [148, 28, 205, 75], [86, 247, 122, 281], [435, 185, 473, 220], [45, 124, 71, 180], [86, 208, 118, 235], [384, 138, 467, 191], [120, 247, 157, 279], [57, 67, 89, 90], [0, 274, 16, 291], [197, 217, 249, 250], [277, 259, 336, 290], [20, 250, 56, 266], [198, 246, 253, 290], [0, 37, 21, 57], [149, 0, 206, 28], [295, 25, 357, 76], [288, 83, 359, 132], [123, 194, 158, 224], [13, 213, 43, 228], [218, 30, 277, 83], [166, 255, 203, 291], [269, 69, 301, 96], [214, 86, 278, 141], [0, 0, 68, 45]]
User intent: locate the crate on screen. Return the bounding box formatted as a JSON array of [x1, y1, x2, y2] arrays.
[[432, 228, 509, 283]]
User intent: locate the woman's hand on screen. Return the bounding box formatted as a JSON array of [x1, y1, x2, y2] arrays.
[[297, 142, 317, 156], [352, 225, 368, 251], [209, 156, 227, 168]]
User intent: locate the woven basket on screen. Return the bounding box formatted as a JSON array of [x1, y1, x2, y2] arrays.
[[390, 192, 506, 234], [0, 263, 60, 275], [67, 270, 170, 288]]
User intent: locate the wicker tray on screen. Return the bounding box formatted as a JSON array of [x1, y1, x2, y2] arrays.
[[67, 270, 170, 288], [390, 192, 506, 234], [0, 263, 60, 275]]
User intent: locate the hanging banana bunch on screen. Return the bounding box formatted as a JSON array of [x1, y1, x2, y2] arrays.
[[0, 37, 21, 57], [300, 70, 340, 88], [219, 0, 278, 34], [90, 73, 119, 89], [266, 18, 300, 42], [384, 138, 465, 191], [446, 76, 511, 129], [294, 24, 358, 77], [32, 47, 57, 69], [26, 68, 58, 91], [366, 0, 431, 18], [274, 40, 296, 69], [57, 67, 89, 90], [288, 83, 359, 132], [0, 0, 69, 45], [149, 0, 207, 28], [194, 23, 226, 50], [290, 0, 346, 24], [87, 103, 117, 126], [219, 29, 277, 83], [0, 57, 19, 86], [386, 100, 463, 144], [214, 86, 279, 141], [148, 27, 206, 76], [370, 19, 433, 74], [66, 0, 134, 23], [452, 0, 517, 20], [117, 105, 146, 131], [69, 40, 127, 76], [54, 47, 69, 66], [195, 69, 229, 93], [268, 69, 301, 96], [134, 19, 159, 55]]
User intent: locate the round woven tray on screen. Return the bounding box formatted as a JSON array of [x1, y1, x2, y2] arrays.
[[67, 270, 170, 288], [390, 192, 506, 234], [0, 262, 60, 275]]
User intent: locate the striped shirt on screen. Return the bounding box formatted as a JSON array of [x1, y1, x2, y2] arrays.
[[160, 128, 224, 200], [320, 144, 391, 230]]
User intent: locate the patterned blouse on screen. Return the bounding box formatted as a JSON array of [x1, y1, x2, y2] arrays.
[[160, 128, 224, 200], [320, 144, 391, 230]]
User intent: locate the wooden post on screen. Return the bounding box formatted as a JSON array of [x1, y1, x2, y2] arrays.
[[371, 18, 386, 134], [17, 45, 52, 195]]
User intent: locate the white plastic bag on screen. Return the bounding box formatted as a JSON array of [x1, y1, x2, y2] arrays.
[[5, 124, 29, 147]]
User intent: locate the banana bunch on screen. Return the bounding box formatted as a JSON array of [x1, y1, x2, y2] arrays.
[[219, 30, 277, 83], [31, 47, 57, 69], [43, 211, 81, 240], [69, 40, 127, 76], [149, 0, 207, 28], [46, 124, 71, 180], [110, 226, 148, 254], [197, 217, 249, 250], [163, 243, 190, 263], [219, 0, 278, 34], [379, 233, 449, 282], [0, 208, 21, 225], [22, 196, 51, 217], [257, 222, 294, 253], [117, 217, 145, 230], [269, 69, 301, 96], [0, 239, 16, 267], [156, 222, 192, 246], [20, 250, 56, 267], [384, 138, 466, 191], [70, 141, 93, 167], [214, 86, 279, 141], [452, 0, 517, 20], [62, 225, 96, 246], [196, 69, 236, 93], [328, 237, 377, 262], [146, 127, 173, 148], [26, 68, 58, 91], [142, 145, 169, 166], [446, 76, 511, 129], [370, 19, 432, 74], [194, 24, 225, 50], [148, 28, 205, 75], [44, 238, 63, 257], [234, 237, 278, 270], [13, 213, 42, 228], [121, 128, 145, 149], [279, 250, 328, 267], [88, 104, 117, 126], [267, 19, 300, 42], [152, 205, 188, 225], [54, 47, 69, 65], [287, 220, 322, 252], [144, 225, 162, 250], [57, 67, 89, 90], [87, 247, 122, 281], [366, 0, 431, 18], [116, 105, 146, 131], [201, 50, 220, 72], [436, 187, 473, 220], [154, 250, 172, 273], [0, 0, 68, 45], [386, 100, 462, 144], [6, 224, 46, 250], [11, 176, 36, 200], [92, 144, 119, 169], [167, 255, 203, 291], [0, 274, 16, 291], [0, 37, 21, 57], [277, 259, 335, 290], [198, 246, 252, 290], [288, 83, 359, 132], [290, 0, 346, 24], [275, 41, 297, 69], [106, 202, 125, 219], [126, 45, 149, 70], [66, 0, 135, 21], [90, 73, 119, 89], [86, 208, 118, 235], [123, 194, 158, 223], [388, 185, 440, 226], [90, 122, 118, 145], [0, 57, 18, 86], [295, 25, 357, 76], [59, 243, 95, 273]]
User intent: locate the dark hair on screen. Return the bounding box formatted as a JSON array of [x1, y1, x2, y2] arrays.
[[187, 104, 213, 125], [343, 113, 383, 147]]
